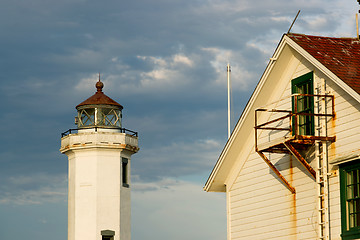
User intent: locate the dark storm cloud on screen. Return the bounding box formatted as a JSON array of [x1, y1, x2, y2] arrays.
[[0, 0, 356, 193], [0, 0, 358, 239]]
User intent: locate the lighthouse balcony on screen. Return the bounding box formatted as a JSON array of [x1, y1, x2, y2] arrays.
[[61, 127, 137, 138], [60, 128, 139, 154]]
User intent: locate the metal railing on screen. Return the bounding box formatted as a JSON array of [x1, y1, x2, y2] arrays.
[[255, 94, 335, 151], [61, 126, 138, 138]]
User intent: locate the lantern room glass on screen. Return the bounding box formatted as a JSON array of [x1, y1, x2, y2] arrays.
[[77, 106, 122, 128]]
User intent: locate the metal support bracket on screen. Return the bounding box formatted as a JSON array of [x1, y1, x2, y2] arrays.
[[284, 141, 316, 179], [256, 150, 296, 194]]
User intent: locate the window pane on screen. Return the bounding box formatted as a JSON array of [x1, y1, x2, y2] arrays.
[[348, 171, 354, 199], [348, 185, 354, 199], [355, 199, 360, 227], [96, 108, 121, 127], [347, 170, 360, 229], [80, 109, 95, 126], [354, 170, 359, 198], [350, 201, 355, 228]]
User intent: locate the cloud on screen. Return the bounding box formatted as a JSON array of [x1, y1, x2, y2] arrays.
[[132, 137, 223, 182], [75, 73, 100, 92], [132, 178, 226, 240], [137, 53, 196, 91], [172, 54, 194, 66], [0, 174, 67, 205], [202, 47, 257, 91], [1, 0, 359, 239]]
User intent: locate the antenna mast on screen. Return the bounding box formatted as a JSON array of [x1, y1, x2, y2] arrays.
[[227, 63, 231, 139], [357, 13, 359, 40], [357, 0, 360, 40], [287, 10, 301, 34]]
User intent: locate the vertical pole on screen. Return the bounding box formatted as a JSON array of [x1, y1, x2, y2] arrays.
[[227, 63, 231, 139], [357, 14, 359, 41]]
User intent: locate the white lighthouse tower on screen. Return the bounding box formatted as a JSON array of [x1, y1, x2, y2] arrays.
[[60, 78, 139, 240]]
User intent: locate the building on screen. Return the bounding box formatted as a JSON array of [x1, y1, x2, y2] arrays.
[[60, 78, 139, 240], [204, 33, 360, 239]]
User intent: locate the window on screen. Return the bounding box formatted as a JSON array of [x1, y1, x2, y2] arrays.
[[78, 108, 96, 126], [122, 158, 129, 188], [97, 108, 122, 127], [101, 230, 115, 240], [291, 72, 314, 136], [340, 160, 360, 240], [77, 106, 122, 128]]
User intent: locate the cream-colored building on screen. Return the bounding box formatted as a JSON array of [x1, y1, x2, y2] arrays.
[[205, 33, 360, 240], [60, 79, 139, 240]]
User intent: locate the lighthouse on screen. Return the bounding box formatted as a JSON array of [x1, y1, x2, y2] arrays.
[[60, 78, 139, 240]]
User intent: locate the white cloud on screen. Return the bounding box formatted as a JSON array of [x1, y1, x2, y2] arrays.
[[246, 30, 280, 57], [130, 53, 196, 91], [75, 73, 99, 92], [138, 56, 167, 67], [172, 54, 194, 66], [140, 69, 179, 88], [270, 16, 291, 23], [201, 47, 255, 91], [307, 15, 328, 30]]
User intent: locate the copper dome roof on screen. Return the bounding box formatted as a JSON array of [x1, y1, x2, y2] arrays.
[[76, 80, 123, 110]]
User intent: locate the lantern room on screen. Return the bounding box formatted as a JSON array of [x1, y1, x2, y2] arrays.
[[75, 79, 123, 129]]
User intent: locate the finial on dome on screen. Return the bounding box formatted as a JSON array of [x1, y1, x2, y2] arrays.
[[96, 72, 104, 92]]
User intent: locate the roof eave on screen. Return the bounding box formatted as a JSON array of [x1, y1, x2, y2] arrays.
[[204, 34, 289, 192]]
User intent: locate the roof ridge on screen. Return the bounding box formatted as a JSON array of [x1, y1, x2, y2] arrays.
[[288, 32, 358, 40]]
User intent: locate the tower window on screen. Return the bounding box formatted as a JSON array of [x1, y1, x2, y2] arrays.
[[101, 230, 115, 240], [122, 158, 129, 188]]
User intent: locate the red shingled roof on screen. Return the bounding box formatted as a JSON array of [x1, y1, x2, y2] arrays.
[[287, 33, 360, 94]]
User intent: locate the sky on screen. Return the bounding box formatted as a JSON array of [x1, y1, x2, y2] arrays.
[[0, 0, 359, 239]]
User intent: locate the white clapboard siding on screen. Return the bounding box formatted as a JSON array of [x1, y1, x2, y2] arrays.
[[325, 79, 360, 161], [329, 175, 341, 240], [229, 148, 318, 239], [227, 58, 346, 239], [225, 41, 360, 239]]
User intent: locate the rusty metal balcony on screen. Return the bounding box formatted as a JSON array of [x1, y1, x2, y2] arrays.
[[254, 94, 335, 193]]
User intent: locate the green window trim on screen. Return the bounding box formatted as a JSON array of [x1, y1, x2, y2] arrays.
[[340, 160, 360, 240], [291, 72, 314, 136]]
